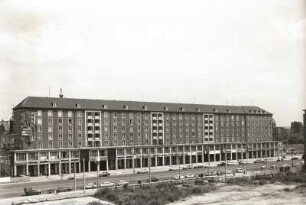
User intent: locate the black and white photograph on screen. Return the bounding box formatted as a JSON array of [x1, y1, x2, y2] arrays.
[[0, 0, 305, 204]]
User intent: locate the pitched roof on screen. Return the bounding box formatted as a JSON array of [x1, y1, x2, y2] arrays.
[[13, 96, 272, 115]]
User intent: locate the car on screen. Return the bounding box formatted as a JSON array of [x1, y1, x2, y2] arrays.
[[147, 177, 159, 182], [57, 187, 73, 193], [292, 157, 299, 160], [85, 183, 98, 189], [235, 168, 244, 173], [67, 176, 75, 180], [136, 168, 148, 174], [47, 189, 56, 194], [24, 188, 41, 196], [227, 161, 237, 166], [99, 171, 110, 177], [169, 167, 178, 171], [261, 165, 266, 170], [115, 180, 129, 187], [270, 165, 277, 169], [239, 160, 247, 165], [185, 173, 195, 178], [183, 165, 193, 170], [173, 174, 185, 180], [218, 162, 226, 166], [100, 181, 115, 188], [254, 159, 263, 163]]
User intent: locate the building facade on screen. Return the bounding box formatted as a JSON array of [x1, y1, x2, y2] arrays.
[[10, 96, 282, 176]]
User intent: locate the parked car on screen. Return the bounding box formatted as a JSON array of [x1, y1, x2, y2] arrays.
[[57, 187, 73, 193], [136, 168, 148, 174], [173, 174, 185, 180], [100, 181, 115, 188], [47, 189, 56, 194], [292, 157, 299, 160], [218, 162, 226, 166], [182, 165, 193, 170], [235, 168, 244, 173], [169, 167, 178, 171], [24, 187, 41, 196], [115, 180, 129, 187], [99, 171, 110, 177], [67, 176, 75, 180], [85, 183, 98, 189], [227, 161, 237, 166], [254, 159, 263, 163], [147, 177, 159, 182], [185, 173, 195, 178], [261, 165, 266, 170], [270, 165, 278, 169]]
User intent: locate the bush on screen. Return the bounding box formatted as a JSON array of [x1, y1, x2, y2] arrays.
[[87, 201, 104, 205]]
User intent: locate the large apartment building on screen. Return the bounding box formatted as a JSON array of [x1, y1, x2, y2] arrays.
[[10, 96, 282, 177]]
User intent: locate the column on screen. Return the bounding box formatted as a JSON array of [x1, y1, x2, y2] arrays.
[[106, 160, 109, 171], [37, 163, 40, 176], [124, 148, 126, 169], [202, 145, 204, 163], [97, 150, 100, 172], [169, 147, 172, 165], [14, 165, 17, 177], [230, 144, 232, 160], [132, 148, 135, 169], [195, 146, 198, 164], [162, 147, 165, 166], [88, 161, 91, 172], [183, 147, 186, 164], [48, 163, 51, 176], [189, 146, 192, 164], [155, 148, 157, 166], [59, 163, 61, 175], [68, 151, 71, 174], [115, 149, 118, 170], [213, 145, 216, 162], [79, 161, 81, 173], [26, 153, 29, 176]]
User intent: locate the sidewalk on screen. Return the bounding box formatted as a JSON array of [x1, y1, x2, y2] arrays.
[[2, 158, 276, 184]]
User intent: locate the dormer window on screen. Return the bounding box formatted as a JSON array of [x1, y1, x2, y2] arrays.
[[164, 106, 168, 111], [142, 106, 147, 110], [180, 107, 185, 111], [75, 103, 81, 108], [196, 108, 200, 112], [102, 104, 108, 109], [213, 108, 218, 112], [226, 109, 231, 113], [51, 102, 57, 107], [123, 105, 128, 110]]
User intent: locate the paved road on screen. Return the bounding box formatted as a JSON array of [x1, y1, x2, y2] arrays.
[[0, 158, 303, 199]]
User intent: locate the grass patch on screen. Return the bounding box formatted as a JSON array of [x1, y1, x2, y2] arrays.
[[91, 182, 215, 205]]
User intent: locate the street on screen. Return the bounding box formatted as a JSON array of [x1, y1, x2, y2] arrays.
[[0, 158, 303, 199]]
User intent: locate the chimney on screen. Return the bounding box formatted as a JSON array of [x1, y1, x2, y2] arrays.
[[303, 110, 306, 170], [59, 88, 64, 98]]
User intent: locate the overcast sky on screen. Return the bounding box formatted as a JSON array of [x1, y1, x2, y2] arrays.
[[0, 0, 305, 126]]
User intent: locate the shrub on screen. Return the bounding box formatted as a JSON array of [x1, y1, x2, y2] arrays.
[[87, 201, 104, 205]]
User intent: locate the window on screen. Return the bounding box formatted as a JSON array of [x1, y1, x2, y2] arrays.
[[58, 126, 63, 132], [51, 102, 57, 107], [58, 134, 63, 140], [68, 141, 73, 147], [68, 126, 73, 132], [68, 118, 73, 125], [48, 118, 53, 125], [38, 126, 42, 133], [48, 134, 53, 140], [58, 111, 63, 117], [77, 126, 82, 132], [38, 142, 43, 149], [104, 141, 109, 146], [37, 110, 42, 117], [77, 111, 82, 117], [48, 126, 53, 133], [68, 111, 73, 117], [48, 141, 53, 148], [78, 133, 82, 139], [48, 110, 53, 117], [37, 118, 42, 125], [68, 133, 73, 140], [58, 118, 63, 125], [77, 119, 82, 125]]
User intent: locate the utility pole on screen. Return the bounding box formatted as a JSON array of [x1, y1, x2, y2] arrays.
[[148, 150, 151, 183], [83, 158, 85, 193], [97, 161, 99, 187], [178, 153, 181, 179], [74, 162, 76, 192], [303, 110, 306, 170]]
